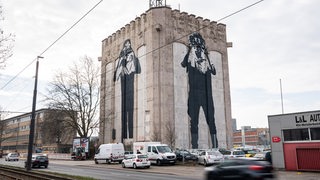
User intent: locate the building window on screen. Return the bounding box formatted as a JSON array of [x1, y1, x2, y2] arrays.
[[310, 127, 320, 140], [283, 128, 309, 141]]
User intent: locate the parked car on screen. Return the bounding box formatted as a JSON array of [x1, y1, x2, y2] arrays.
[[253, 151, 272, 164], [5, 153, 19, 161], [121, 154, 151, 169], [204, 158, 275, 180], [223, 150, 245, 159], [124, 151, 134, 158], [189, 149, 206, 158], [243, 150, 258, 157], [25, 154, 49, 168], [198, 151, 224, 166], [175, 149, 198, 162]]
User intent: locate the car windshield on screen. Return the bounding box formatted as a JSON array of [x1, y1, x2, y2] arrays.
[[36, 156, 47, 160], [234, 151, 245, 155], [157, 146, 172, 153], [181, 150, 189, 154], [207, 151, 221, 156]]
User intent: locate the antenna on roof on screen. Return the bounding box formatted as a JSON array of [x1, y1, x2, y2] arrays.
[[149, 0, 166, 8]]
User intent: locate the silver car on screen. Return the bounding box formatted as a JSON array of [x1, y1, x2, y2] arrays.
[[223, 150, 246, 159], [5, 153, 20, 161], [198, 151, 224, 166]]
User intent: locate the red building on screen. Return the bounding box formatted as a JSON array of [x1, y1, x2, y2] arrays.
[[233, 126, 270, 148], [268, 110, 320, 171]]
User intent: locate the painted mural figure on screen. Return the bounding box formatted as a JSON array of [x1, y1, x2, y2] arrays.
[[181, 32, 218, 149], [114, 39, 141, 140]]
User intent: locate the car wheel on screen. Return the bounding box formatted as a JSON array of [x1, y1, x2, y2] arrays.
[[146, 166, 150, 169], [122, 162, 126, 168], [94, 159, 98, 164], [45, 165, 48, 168], [133, 163, 137, 169], [204, 160, 208, 166], [107, 160, 111, 164], [156, 159, 161, 166]]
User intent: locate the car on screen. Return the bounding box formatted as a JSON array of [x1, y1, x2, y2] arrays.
[[189, 149, 206, 158], [243, 150, 258, 157], [5, 153, 20, 161], [124, 151, 134, 158], [253, 151, 272, 163], [121, 154, 151, 169], [25, 154, 49, 168], [204, 158, 275, 180], [175, 149, 198, 162], [198, 151, 224, 166], [223, 150, 245, 159]]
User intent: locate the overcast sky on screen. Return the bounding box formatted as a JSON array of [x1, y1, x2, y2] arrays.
[[1, 0, 320, 129]]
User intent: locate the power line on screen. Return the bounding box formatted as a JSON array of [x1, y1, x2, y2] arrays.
[[217, 0, 264, 22], [91, 0, 265, 83], [137, 0, 265, 60], [1, 0, 263, 112], [0, 0, 104, 90]]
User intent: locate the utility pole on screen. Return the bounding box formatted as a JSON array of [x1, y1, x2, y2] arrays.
[[280, 79, 284, 114], [26, 56, 43, 171]]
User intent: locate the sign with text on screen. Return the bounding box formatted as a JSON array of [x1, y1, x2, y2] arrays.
[[295, 113, 320, 127]]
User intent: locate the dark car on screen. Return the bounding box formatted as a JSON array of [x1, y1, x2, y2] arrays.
[[25, 154, 49, 168], [204, 158, 275, 180], [175, 149, 198, 162]]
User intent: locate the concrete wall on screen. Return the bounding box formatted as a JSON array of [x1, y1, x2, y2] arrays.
[[99, 7, 232, 149]]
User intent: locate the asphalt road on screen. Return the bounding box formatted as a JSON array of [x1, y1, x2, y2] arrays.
[[0, 158, 319, 180], [0, 158, 203, 180]]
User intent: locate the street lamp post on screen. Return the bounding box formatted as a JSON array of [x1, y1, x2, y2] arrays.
[[26, 56, 43, 171]]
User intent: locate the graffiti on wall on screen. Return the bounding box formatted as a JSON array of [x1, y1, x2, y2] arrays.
[[181, 32, 218, 149], [114, 39, 141, 140]]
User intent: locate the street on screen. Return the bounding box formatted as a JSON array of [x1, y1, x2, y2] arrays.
[[0, 158, 319, 180]]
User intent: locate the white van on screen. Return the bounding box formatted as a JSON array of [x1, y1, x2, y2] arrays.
[[94, 143, 125, 164], [133, 142, 176, 165]]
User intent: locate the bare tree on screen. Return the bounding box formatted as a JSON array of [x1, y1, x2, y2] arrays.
[[45, 56, 100, 138], [151, 120, 161, 142], [0, 5, 14, 69], [164, 120, 176, 149], [40, 109, 75, 145], [0, 106, 9, 148]]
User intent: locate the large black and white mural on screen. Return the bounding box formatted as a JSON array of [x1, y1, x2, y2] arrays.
[[113, 39, 141, 140], [174, 32, 226, 149], [104, 33, 227, 148], [181, 32, 218, 149]]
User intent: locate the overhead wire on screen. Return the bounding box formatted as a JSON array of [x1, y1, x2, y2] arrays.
[[1, 0, 264, 114], [0, 0, 104, 90], [136, 0, 265, 60]]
